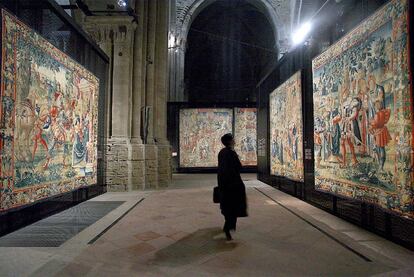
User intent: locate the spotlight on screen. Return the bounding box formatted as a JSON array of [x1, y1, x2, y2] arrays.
[[168, 34, 176, 48], [292, 22, 312, 46], [117, 0, 127, 7]]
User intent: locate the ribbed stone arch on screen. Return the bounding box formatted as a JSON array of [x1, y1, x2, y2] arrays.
[[169, 0, 293, 101], [178, 0, 289, 51]]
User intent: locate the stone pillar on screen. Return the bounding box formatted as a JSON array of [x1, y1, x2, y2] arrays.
[[81, 2, 172, 191], [112, 33, 131, 136], [140, 0, 149, 143], [129, 0, 147, 190], [168, 43, 186, 102], [84, 17, 142, 192], [140, 0, 160, 189], [154, 0, 172, 186], [110, 18, 136, 192], [144, 0, 157, 145]]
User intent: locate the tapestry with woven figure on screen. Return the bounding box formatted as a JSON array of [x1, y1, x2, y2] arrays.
[[312, 0, 413, 218], [234, 108, 257, 166], [179, 108, 233, 167], [270, 71, 304, 182], [0, 10, 99, 211]]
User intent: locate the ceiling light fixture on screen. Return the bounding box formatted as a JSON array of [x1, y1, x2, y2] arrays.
[[292, 22, 312, 46], [117, 0, 127, 7]]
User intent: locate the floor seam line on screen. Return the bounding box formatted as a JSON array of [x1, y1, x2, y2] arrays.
[[253, 187, 373, 262], [88, 197, 145, 244]]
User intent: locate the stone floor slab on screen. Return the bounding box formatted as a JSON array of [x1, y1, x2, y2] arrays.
[[0, 174, 413, 277]]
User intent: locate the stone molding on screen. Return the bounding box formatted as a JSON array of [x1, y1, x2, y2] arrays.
[[83, 16, 137, 44]]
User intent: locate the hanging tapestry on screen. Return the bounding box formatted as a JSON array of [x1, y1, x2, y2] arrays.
[[270, 71, 304, 181], [312, 0, 413, 218], [0, 10, 99, 211], [179, 108, 233, 167], [234, 108, 257, 166]]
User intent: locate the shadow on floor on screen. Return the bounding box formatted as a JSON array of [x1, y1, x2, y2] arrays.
[[148, 228, 238, 266]]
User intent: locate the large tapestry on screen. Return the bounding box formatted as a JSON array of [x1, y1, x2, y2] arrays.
[[234, 108, 257, 166], [0, 11, 99, 211], [179, 108, 232, 167], [270, 71, 304, 181], [312, 0, 413, 218]]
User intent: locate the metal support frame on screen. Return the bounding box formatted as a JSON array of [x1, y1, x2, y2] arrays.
[[59, 0, 139, 22]]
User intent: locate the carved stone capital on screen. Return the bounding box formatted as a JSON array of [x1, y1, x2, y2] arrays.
[[83, 16, 137, 44]]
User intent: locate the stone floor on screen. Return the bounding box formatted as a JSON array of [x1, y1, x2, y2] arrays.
[[1, 174, 414, 276]]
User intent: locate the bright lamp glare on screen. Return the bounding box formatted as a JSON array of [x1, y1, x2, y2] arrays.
[[117, 0, 127, 7], [168, 34, 175, 48], [292, 22, 312, 45]]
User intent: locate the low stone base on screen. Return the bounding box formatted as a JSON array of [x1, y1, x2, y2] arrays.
[[157, 144, 172, 187], [129, 143, 145, 190], [144, 144, 158, 189], [105, 138, 130, 192], [105, 137, 171, 191]]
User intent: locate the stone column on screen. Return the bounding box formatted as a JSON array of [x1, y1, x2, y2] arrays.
[[141, 0, 160, 189], [84, 17, 140, 192], [154, 0, 172, 186], [168, 42, 186, 102], [128, 0, 148, 190], [140, 0, 149, 142], [112, 22, 135, 138], [111, 18, 136, 192], [167, 0, 176, 101], [81, 4, 173, 191], [176, 45, 187, 101], [144, 0, 157, 144]]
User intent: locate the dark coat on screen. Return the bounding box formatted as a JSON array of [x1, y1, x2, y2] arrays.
[[217, 147, 248, 217]]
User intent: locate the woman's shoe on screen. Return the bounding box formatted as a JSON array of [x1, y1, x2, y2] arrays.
[[224, 229, 232, 241]]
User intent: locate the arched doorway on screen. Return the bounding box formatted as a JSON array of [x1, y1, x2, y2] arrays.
[[168, 0, 287, 102], [167, 0, 281, 170], [184, 0, 277, 102]]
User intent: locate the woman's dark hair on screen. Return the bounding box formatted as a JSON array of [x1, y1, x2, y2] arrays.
[[221, 133, 234, 147]]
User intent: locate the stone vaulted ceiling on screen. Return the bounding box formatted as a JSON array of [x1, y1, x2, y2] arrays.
[[174, 0, 293, 53], [176, 0, 292, 27]]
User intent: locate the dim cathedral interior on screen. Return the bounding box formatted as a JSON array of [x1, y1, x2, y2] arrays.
[[0, 0, 414, 276]]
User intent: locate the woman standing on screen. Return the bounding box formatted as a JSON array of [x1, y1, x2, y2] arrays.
[[217, 133, 248, 240]]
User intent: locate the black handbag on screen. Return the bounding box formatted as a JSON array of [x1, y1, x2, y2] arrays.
[[213, 186, 220, 203]]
